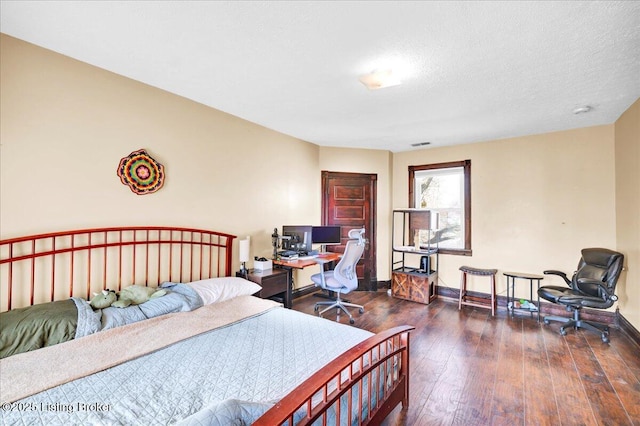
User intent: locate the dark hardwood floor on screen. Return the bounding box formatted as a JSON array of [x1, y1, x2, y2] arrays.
[[292, 290, 640, 426]]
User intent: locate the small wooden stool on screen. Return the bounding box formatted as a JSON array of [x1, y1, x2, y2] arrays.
[[458, 266, 498, 316]]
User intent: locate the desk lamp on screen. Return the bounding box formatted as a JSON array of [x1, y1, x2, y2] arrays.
[[239, 236, 250, 276]]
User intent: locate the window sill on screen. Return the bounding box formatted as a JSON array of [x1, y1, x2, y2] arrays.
[[438, 248, 472, 256]]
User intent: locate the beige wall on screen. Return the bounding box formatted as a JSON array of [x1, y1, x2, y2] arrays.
[[0, 34, 321, 275], [614, 98, 640, 330], [393, 126, 618, 303], [2, 34, 637, 327]]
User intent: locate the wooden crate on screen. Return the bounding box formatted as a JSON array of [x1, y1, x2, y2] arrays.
[[391, 268, 437, 305]]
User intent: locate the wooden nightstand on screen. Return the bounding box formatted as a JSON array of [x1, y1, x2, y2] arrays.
[[237, 268, 291, 308]]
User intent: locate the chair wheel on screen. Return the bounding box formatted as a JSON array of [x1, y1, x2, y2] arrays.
[[544, 319, 550, 325], [359, 308, 364, 314], [602, 334, 610, 343], [560, 328, 567, 336], [314, 305, 319, 312], [349, 318, 355, 324]]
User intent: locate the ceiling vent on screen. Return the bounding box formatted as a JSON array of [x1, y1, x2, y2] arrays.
[[411, 142, 431, 147]]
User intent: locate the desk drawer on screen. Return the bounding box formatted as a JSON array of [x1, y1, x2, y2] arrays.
[[259, 273, 288, 298]]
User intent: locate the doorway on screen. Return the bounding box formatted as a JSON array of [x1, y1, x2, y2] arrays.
[[321, 171, 377, 291]]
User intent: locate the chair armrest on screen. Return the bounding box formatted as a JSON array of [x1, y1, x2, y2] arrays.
[[312, 258, 330, 288], [576, 278, 617, 301], [543, 270, 571, 286]]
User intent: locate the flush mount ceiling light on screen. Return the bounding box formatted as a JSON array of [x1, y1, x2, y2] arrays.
[[358, 69, 401, 90], [573, 105, 593, 114]]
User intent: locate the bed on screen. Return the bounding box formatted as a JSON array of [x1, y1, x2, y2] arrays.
[[0, 226, 413, 425]]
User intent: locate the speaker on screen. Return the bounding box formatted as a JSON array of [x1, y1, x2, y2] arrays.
[[420, 256, 430, 273]]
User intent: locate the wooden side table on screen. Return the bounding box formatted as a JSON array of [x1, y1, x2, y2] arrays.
[[237, 268, 291, 308]]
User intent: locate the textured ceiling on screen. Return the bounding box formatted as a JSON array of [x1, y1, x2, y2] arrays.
[[1, 1, 639, 152]]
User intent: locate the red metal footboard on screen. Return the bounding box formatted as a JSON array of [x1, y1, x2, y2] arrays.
[[254, 325, 414, 426], [0, 227, 236, 312]]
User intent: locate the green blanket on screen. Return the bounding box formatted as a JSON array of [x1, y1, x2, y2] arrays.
[[0, 299, 77, 359]]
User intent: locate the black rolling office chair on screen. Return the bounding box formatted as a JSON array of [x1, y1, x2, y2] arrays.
[[538, 248, 624, 343]]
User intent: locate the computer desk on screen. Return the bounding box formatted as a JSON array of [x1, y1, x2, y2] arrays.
[[272, 252, 341, 270], [273, 252, 341, 304]]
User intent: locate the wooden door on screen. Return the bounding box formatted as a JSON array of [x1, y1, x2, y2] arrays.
[[321, 171, 377, 291]]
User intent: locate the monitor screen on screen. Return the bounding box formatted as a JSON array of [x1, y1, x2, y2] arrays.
[[312, 226, 341, 245], [282, 225, 313, 253]]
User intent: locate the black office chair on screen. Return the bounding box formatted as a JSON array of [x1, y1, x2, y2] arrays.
[[538, 248, 624, 343]]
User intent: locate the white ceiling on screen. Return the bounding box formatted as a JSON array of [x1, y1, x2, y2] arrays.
[[1, 1, 639, 152]]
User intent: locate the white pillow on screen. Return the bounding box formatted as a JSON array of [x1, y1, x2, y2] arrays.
[[187, 277, 261, 305]]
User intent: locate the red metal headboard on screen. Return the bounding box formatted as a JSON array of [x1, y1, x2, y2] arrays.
[[0, 227, 236, 312]]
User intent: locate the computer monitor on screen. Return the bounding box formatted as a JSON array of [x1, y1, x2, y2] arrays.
[[281, 225, 312, 254], [312, 226, 341, 246]]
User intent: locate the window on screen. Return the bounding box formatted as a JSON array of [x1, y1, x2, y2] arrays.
[[409, 160, 471, 255]]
